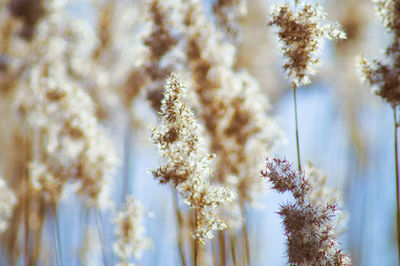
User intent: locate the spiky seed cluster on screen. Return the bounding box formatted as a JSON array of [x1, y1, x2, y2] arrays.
[[358, 0, 400, 107], [0, 178, 17, 233], [113, 196, 151, 264], [261, 158, 351, 266], [268, 2, 345, 86], [151, 73, 235, 244], [305, 162, 348, 235]]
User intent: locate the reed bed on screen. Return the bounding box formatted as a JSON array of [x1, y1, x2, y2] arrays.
[[0, 0, 397, 265]]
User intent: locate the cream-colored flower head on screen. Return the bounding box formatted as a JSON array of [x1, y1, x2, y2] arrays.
[[151, 73, 236, 244], [0, 178, 17, 233], [358, 0, 400, 107], [15, 66, 117, 207], [268, 1, 346, 86], [113, 196, 151, 264]]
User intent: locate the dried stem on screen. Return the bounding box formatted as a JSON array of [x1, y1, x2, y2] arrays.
[[52, 204, 62, 266], [241, 206, 250, 266], [218, 231, 226, 266], [212, 238, 218, 266], [23, 133, 31, 266], [193, 210, 199, 266], [96, 208, 108, 266], [230, 233, 238, 266], [394, 106, 400, 264], [121, 125, 132, 204], [172, 190, 186, 266], [31, 200, 45, 265], [293, 84, 302, 172]]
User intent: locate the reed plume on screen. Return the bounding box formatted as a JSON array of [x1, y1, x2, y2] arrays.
[[212, 0, 247, 41], [151, 73, 235, 245], [113, 195, 151, 266], [0, 178, 17, 233], [268, 0, 345, 172], [183, 0, 282, 206], [262, 157, 351, 266], [268, 1, 346, 87], [358, 0, 400, 262]]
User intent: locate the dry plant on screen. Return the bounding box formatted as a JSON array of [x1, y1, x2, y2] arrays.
[[2, 0, 396, 264], [151, 73, 235, 265], [358, 0, 400, 262], [268, 0, 346, 172], [262, 157, 351, 265]]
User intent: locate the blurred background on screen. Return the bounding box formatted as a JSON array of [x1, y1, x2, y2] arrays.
[[0, 0, 397, 265]]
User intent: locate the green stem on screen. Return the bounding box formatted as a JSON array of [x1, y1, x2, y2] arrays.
[[293, 84, 302, 172], [394, 107, 400, 264], [96, 208, 108, 266], [52, 204, 62, 266]]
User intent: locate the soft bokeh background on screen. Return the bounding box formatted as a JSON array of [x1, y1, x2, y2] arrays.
[[4, 0, 397, 265]]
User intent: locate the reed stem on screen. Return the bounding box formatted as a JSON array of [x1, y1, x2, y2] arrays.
[[172, 190, 186, 266], [212, 238, 218, 266], [95, 208, 108, 266], [23, 131, 32, 266], [121, 125, 132, 204], [230, 233, 238, 266], [241, 205, 250, 266], [193, 210, 199, 266], [292, 84, 302, 172], [394, 107, 400, 264], [52, 204, 62, 266], [218, 231, 226, 266], [32, 200, 45, 265]]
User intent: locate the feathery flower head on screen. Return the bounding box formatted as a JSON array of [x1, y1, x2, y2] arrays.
[[0, 178, 17, 233], [268, 1, 346, 86], [305, 162, 348, 235], [213, 0, 248, 41], [183, 0, 282, 208], [140, 0, 181, 112], [151, 73, 213, 186], [15, 66, 118, 207], [113, 196, 151, 263], [151, 73, 236, 244], [261, 157, 351, 265], [358, 0, 400, 106]]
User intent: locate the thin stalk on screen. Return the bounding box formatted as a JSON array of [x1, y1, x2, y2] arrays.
[[121, 125, 132, 204], [23, 133, 31, 266], [292, 84, 302, 172], [52, 204, 62, 266], [241, 205, 250, 266], [96, 208, 108, 266], [24, 181, 30, 266], [230, 234, 238, 266], [394, 107, 400, 264], [31, 200, 45, 265], [193, 210, 199, 266], [218, 231, 226, 266], [212, 238, 218, 266], [172, 190, 187, 266]]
